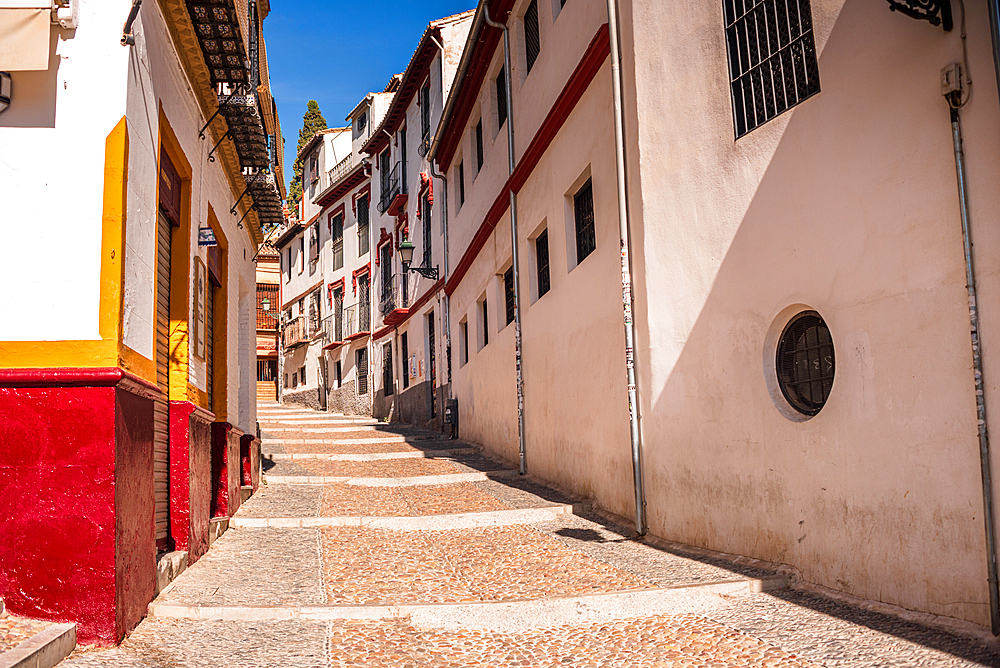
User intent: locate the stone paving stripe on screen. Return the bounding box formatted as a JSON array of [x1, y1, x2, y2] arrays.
[[263, 448, 475, 462], [230, 504, 581, 530], [0, 622, 76, 668], [148, 581, 785, 625], [264, 471, 517, 486]]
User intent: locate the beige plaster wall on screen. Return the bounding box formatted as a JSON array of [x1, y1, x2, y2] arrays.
[[621, 0, 1000, 626]]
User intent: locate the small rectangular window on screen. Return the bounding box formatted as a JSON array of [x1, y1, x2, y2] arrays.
[[460, 319, 469, 366], [524, 0, 540, 73], [298, 237, 305, 273], [332, 213, 344, 270], [724, 0, 820, 138], [382, 344, 393, 396], [336, 360, 342, 388], [291, 371, 297, 387], [504, 267, 515, 326], [420, 83, 431, 140], [496, 67, 507, 130], [357, 348, 368, 395], [536, 229, 550, 298], [475, 121, 484, 172], [574, 178, 595, 263], [357, 195, 370, 256], [458, 161, 465, 206], [401, 332, 410, 389], [482, 298, 489, 347]]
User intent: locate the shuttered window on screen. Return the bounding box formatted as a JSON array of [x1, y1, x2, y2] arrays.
[[574, 178, 596, 263], [357, 195, 370, 256], [332, 213, 344, 270], [357, 348, 369, 395], [536, 229, 550, 298], [524, 0, 540, 73], [504, 266, 515, 326]]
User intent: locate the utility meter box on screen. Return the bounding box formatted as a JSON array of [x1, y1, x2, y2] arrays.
[[444, 399, 458, 426]]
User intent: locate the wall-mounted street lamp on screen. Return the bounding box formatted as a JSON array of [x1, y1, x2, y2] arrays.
[[398, 237, 439, 280], [261, 298, 270, 312], [0, 72, 10, 114]]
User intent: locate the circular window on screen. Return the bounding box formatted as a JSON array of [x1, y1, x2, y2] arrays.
[[775, 311, 835, 416]]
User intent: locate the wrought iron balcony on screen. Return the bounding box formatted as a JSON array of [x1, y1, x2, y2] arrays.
[[327, 154, 357, 190], [283, 316, 308, 349], [378, 162, 405, 215], [322, 313, 344, 347], [379, 274, 409, 325], [344, 302, 372, 340]]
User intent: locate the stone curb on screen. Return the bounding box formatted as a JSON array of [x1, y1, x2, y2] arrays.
[[148, 577, 788, 628], [230, 504, 582, 530], [0, 623, 76, 668], [262, 448, 474, 462], [264, 470, 518, 487]]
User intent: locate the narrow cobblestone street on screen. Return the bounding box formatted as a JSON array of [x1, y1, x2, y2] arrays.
[[57, 404, 1000, 667]]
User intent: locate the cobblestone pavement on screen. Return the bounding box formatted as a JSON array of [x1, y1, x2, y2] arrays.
[[0, 610, 52, 652], [57, 404, 1000, 667]]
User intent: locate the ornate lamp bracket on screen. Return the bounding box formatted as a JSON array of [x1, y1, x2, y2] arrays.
[[886, 0, 953, 31]]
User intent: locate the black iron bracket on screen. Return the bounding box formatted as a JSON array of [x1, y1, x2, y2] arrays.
[[199, 105, 225, 140], [405, 264, 440, 281], [121, 0, 142, 46], [207, 130, 232, 163], [236, 202, 258, 230], [887, 0, 953, 31], [231, 180, 254, 215]]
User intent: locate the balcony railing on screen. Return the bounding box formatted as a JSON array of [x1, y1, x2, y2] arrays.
[[283, 316, 308, 348], [344, 302, 372, 339], [379, 274, 409, 319], [322, 312, 343, 345], [326, 153, 356, 191], [378, 162, 402, 214]]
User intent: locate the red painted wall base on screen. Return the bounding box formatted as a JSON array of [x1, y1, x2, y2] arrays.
[[211, 422, 243, 518], [0, 368, 159, 646], [169, 402, 215, 565]]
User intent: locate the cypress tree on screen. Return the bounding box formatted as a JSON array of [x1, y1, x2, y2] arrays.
[[287, 100, 327, 213]]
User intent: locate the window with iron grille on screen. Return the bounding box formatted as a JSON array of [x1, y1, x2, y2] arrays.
[[460, 320, 469, 366], [574, 178, 595, 263], [357, 195, 370, 256], [524, 0, 540, 73], [475, 121, 484, 172], [291, 371, 297, 387], [724, 0, 820, 138], [357, 112, 367, 134], [776, 311, 834, 416], [535, 229, 550, 298], [310, 223, 320, 262], [402, 332, 409, 389], [422, 193, 432, 267], [496, 67, 508, 130], [420, 83, 431, 141], [359, 274, 371, 331], [309, 290, 322, 334], [332, 213, 344, 270], [458, 161, 465, 206], [382, 344, 393, 396], [504, 267, 515, 326], [335, 360, 342, 388], [334, 287, 344, 341], [357, 348, 369, 395]]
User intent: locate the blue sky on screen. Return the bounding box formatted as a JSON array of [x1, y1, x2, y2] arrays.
[[264, 0, 476, 193]]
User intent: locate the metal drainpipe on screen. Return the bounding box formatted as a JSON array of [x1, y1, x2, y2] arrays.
[[429, 36, 453, 412], [484, 2, 528, 475], [605, 0, 646, 535], [950, 102, 1000, 635]]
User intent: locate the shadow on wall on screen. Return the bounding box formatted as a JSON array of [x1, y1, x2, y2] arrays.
[[0, 30, 63, 129], [639, 0, 993, 627]]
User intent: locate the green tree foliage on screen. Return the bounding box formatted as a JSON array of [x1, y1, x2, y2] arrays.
[[287, 100, 327, 213]]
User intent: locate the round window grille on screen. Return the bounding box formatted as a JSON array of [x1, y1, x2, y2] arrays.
[[776, 311, 835, 416]]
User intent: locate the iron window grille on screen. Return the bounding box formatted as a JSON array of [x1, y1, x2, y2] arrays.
[[357, 348, 369, 395], [402, 333, 409, 389], [458, 161, 466, 206], [382, 344, 393, 396], [496, 67, 508, 129], [536, 229, 550, 298], [776, 310, 834, 416], [504, 267, 515, 326], [524, 0, 540, 73], [334, 288, 344, 341], [357, 112, 367, 134], [358, 195, 370, 256], [358, 275, 371, 332], [422, 194, 432, 267], [475, 121, 484, 172], [724, 0, 820, 138], [420, 84, 432, 144], [574, 178, 596, 263], [332, 214, 344, 270]]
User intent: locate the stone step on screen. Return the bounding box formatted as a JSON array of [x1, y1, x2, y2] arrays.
[[263, 448, 475, 462], [264, 470, 518, 487], [230, 504, 580, 530], [0, 621, 76, 668]]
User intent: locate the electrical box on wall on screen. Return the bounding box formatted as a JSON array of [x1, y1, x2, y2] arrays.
[[941, 63, 963, 97]]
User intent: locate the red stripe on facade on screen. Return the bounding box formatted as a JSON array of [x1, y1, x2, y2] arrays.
[[445, 24, 611, 297]]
